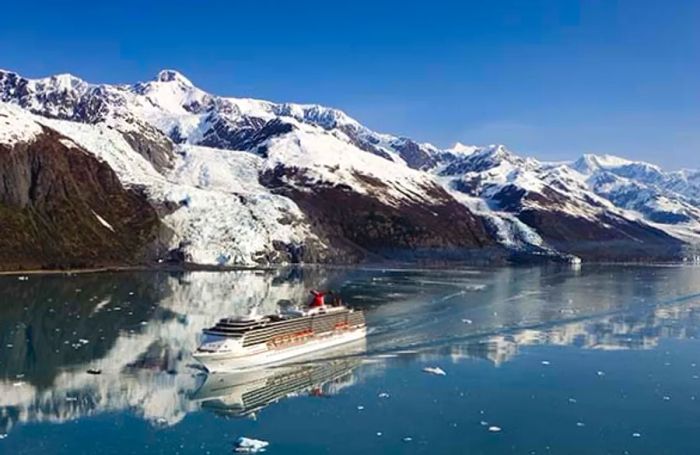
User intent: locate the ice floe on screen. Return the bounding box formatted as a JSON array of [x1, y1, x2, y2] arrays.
[[234, 437, 269, 453], [423, 366, 447, 376]]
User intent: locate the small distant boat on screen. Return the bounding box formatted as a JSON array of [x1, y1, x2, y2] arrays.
[[193, 290, 366, 372]]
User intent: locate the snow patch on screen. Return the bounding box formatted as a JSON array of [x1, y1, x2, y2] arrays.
[[0, 102, 43, 146], [91, 210, 115, 232]]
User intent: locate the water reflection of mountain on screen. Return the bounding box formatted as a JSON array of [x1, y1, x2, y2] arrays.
[[0, 273, 168, 387], [446, 299, 700, 366], [2, 265, 700, 438], [0, 267, 349, 436], [0, 268, 342, 386]]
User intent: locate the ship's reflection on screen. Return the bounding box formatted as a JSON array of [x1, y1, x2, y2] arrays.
[[191, 339, 366, 418]]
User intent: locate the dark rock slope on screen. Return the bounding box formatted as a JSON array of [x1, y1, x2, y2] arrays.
[[261, 165, 502, 263], [0, 127, 162, 270]]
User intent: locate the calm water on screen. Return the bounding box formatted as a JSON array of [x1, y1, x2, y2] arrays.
[[2, 265, 700, 454]]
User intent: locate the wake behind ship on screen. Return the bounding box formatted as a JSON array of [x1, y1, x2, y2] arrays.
[[194, 291, 366, 371]]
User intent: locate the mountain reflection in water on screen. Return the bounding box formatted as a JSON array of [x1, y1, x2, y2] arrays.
[[2, 264, 700, 442]]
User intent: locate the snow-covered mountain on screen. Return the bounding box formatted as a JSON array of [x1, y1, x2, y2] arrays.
[[0, 68, 698, 268], [436, 146, 698, 261], [573, 154, 700, 238]]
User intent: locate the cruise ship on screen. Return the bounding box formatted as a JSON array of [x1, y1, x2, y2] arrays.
[[193, 292, 366, 372]]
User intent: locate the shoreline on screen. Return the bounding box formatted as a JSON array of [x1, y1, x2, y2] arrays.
[[1, 259, 699, 277], [0, 265, 149, 277]]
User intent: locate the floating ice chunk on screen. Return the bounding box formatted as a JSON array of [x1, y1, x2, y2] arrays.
[[0, 434, 6, 439], [376, 432, 382, 437], [632, 432, 641, 438], [78, 339, 89, 345], [465, 284, 486, 291], [357, 405, 365, 410], [480, 421, 489, 426], [541, 360, 551, 366], [568, 398, 577, 403], [559, 308, 576, 315], [17, 276, 29, 281], [488, 426, 502, 432], [596, 370, 605, 376], [402, 437, 413, 442], [378, 392, 390, 399], [663, 396, 671, 401], [462, 319, 473, 324], [234, 437, 269, 453], [423, 366, 447, 376], [576, 422, 585, 427]]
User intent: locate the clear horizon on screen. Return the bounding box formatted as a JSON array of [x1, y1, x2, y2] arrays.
[[1, 0, 697, 169]]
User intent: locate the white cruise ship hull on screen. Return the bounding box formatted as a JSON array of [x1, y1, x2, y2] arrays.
[[194, 326, 367, 372]]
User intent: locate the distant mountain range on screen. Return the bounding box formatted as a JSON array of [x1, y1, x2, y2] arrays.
[[0, 69, 698, 269]]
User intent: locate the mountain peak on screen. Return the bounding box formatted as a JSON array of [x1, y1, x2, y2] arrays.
[[0, 70, 87, 91], [47, 73, 88, 90], [449, 142, 479, 155], [155, 69, 193, 86], [573, 154, 633, 174]]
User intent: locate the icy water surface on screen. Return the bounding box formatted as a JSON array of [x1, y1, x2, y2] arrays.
[[2, 265, 700, 454]]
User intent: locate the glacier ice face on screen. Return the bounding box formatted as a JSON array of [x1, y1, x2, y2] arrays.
[[36, 114, 318, 266]]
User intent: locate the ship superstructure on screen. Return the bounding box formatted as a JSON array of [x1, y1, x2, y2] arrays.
[[194, 299, 366, 371]]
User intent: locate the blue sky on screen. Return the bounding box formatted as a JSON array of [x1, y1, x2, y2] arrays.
[[1, 0, 697, 168]]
